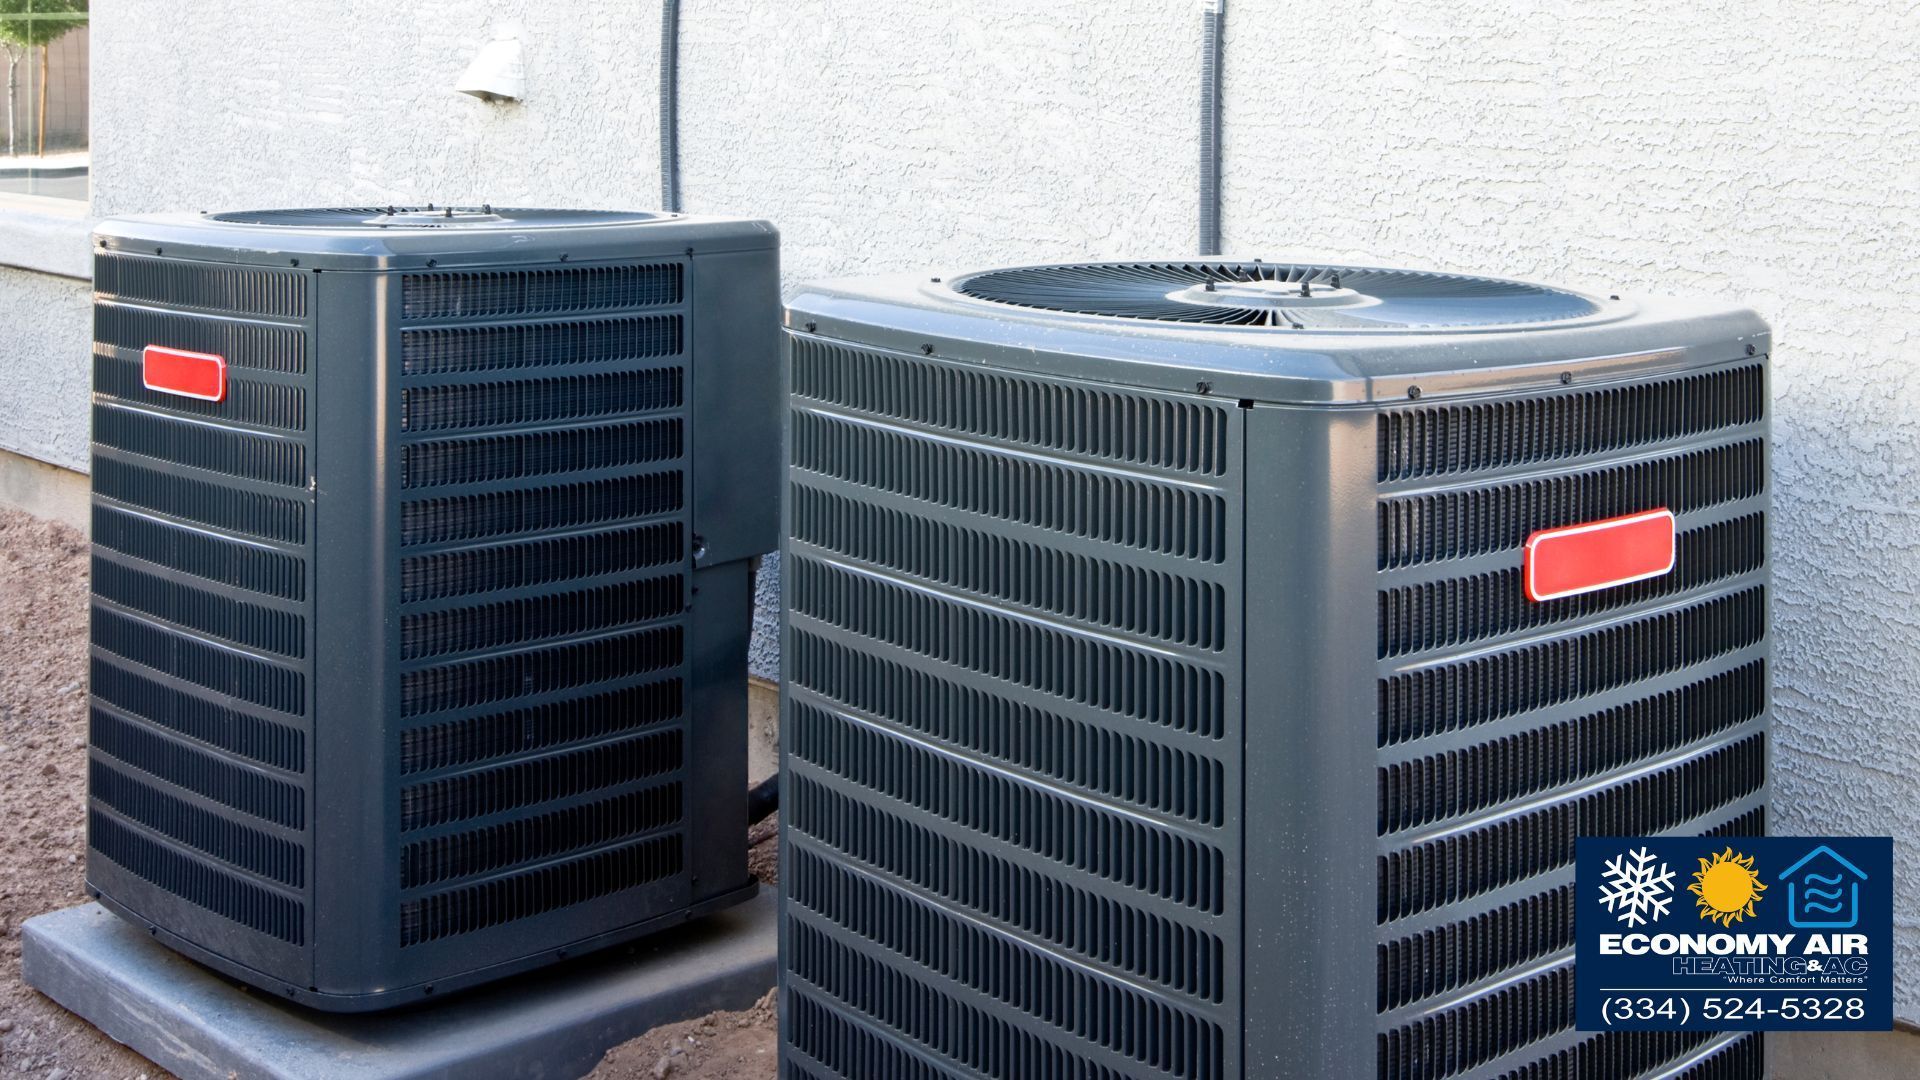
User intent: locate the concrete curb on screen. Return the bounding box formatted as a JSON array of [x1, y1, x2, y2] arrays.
[[23, 895, 776, 1080], [0, 448, 88, 533]]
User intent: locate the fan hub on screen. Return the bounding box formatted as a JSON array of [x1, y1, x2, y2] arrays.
[[367, 208, 509, 226], [1168, 278, 1381, 311]]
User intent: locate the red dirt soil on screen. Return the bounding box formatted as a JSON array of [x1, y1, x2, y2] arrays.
[[0, 507, 778, 1079]]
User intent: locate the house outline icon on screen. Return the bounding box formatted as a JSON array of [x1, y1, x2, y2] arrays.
[[1776, 846, 1867, 930]]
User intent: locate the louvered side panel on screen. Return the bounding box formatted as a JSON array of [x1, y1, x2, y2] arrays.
[[391, 260, 696, 960], [782, 342, 1244, 1080], [86, 254, 314, 978], [1373, 362, 1769, 1080]]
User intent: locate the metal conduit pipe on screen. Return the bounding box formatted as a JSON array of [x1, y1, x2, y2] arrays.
[[1199, 0, 1226, 256], [660, 0, 683, 211]]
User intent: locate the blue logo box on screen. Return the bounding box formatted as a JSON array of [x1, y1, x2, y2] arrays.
[[1576, 836, 1892, 1031]]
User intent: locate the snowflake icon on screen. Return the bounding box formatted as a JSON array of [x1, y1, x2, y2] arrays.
[[1598, 846, 1677, 927]]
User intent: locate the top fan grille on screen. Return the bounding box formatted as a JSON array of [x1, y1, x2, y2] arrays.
[[206, 207, 669, 229], [953, 261, 1604, 330]]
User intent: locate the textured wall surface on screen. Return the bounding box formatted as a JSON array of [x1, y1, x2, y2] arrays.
[[0, 268, 93, 472], [88, 1, 665, 216], [1224, 0, 1920, 1019], [1, 0, 1915, 1021]]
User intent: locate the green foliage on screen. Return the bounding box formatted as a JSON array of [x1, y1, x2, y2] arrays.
[[0, 1, 88, 51]]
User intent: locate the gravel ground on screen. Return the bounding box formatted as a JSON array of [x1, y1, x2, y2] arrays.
[[0, 506, 778, 1080]]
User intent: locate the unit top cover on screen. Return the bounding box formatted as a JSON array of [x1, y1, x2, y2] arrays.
[[788, 259, 1770, 404], [94, 206, 777, 270]]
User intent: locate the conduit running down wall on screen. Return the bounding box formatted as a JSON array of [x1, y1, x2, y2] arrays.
[[659, 0, 683, 211], [1198, 0, 1225, 256]]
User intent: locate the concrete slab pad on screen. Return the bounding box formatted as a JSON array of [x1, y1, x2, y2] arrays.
[[22, 894, 776, 1080]]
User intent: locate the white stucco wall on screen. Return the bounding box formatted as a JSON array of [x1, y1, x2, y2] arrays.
[[0, 267, 93, 472], [88, 1, 663, 217], [0, 0, 1915, 1022]]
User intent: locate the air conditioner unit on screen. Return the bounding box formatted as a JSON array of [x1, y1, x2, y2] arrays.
[[86, 206, 779, 1010], [778, 262, 1769, 1079]]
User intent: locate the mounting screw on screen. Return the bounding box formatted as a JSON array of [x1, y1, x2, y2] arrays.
[[482, 203, 492, 214], [921, 344, 935, 355], [685, 247, 695, 257], [290, 259, 300, 267], [1196, 380, 1214, 395], [426, 258, 438, 268], [1408, 386, 1423, 400], [1203, 281, 1216, 292], [558, 253, 569, 262], [1330, 272, 1342, 290], [424, 985, 435, 995], [1746, 343, 1757, 356], [1560, 371, 1573, 385], [803, 321, 817, 333], [1291, 322, 1304, 330], [154, 247, 163, 254]]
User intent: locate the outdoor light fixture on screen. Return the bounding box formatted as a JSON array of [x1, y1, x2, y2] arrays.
[[456, 27, 525, 103]]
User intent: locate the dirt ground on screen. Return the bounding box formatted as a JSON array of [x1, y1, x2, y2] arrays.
[[0, 508, 155, 1080], [0, 506, 779, 1080], [588, 987, 778, 1080]]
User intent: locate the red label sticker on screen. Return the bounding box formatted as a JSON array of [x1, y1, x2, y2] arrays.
[[142, 345, 227, 402], [1525, 509, 1676, 602]]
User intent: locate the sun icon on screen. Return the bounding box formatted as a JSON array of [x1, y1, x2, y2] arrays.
[[1689, 847, 1767, 926]]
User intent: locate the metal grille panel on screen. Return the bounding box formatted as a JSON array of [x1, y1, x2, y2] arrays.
[[401, 314, 681, 375], [792, 337, 1230, 475], [1377, 364, 1765, 482], [401, 264, 682, 320], [94, 303, 308, 374], [784, 342, 1242, 1079], [1377, 438, 1764, 569], [392, 260, 696, 953], [88, 252, 314, 971], [93, 255, 308, 318], [1374, 365, 1767, 1080]]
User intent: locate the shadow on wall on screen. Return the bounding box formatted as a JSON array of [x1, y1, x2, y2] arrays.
[[1767, 376, 1920, 1018]]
